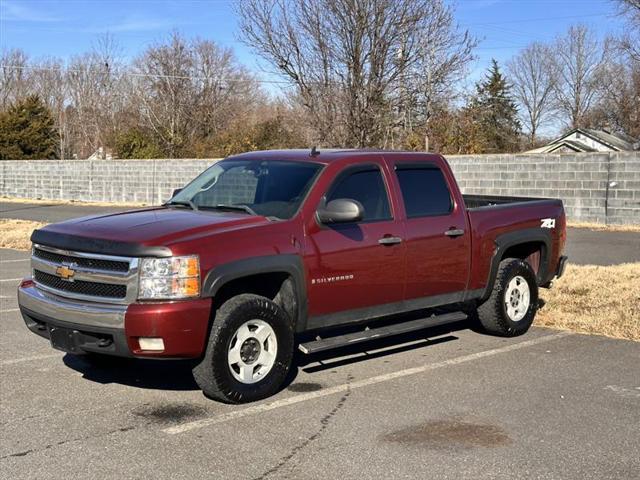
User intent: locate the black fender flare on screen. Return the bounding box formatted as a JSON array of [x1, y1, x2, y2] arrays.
[[480, 228, 552, 301], [201, 254, 308, 332]]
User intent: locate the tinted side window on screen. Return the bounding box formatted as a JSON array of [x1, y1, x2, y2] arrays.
[[396, 166, 452, 217], [327, 168, 391, 222]]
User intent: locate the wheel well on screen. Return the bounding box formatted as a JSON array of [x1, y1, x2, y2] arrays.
[[212, 272, 298, 326], [502, 241, 544, 277]]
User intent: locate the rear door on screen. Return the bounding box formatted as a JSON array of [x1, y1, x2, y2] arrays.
[[387, 159, 471, 303], [304, 161, 406, 325]]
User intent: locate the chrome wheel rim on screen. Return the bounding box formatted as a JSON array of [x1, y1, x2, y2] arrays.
[[504, 275, 530, 322], [228, 320, 278, 384]]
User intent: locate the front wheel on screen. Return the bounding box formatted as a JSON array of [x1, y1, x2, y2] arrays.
[[192, 294, 294, 403], [476, 258, 539, 337]]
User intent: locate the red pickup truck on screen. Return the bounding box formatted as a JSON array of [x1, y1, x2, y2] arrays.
[[19, 149, 567, 403]]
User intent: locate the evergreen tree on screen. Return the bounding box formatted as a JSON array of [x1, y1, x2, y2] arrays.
[[0, 95, 58, 160], [467, 59, 521, 153]]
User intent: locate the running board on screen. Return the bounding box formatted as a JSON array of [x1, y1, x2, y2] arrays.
[[298, 311, 467, 355]]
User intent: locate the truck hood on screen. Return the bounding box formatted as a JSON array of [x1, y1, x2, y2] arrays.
[[33, 207, 270, 255]]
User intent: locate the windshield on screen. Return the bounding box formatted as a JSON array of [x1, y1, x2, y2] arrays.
[[169, 160, 323, 219]]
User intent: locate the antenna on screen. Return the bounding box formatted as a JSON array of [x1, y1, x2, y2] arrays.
[[310, 146, 319, 156]]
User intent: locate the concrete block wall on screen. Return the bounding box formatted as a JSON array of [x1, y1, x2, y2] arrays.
[[0, 159, 215, 205], [606, 152, 640, 225], [446, 152, 640, 224], [1, 152, 639, 224]]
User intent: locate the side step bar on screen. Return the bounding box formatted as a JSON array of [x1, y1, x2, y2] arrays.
[[298, 311, 467, 355]]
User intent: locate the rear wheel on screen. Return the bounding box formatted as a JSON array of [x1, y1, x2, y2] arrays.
[[192, 294, 294, 403], [476, 258, 538, 337]]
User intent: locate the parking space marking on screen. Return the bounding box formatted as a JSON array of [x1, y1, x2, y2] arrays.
[[1, 353, 62, 365], [0, 259, 29, 264], [0, 278, 22, 283], [1, 308, 19, 313], [164, 331, 571, 435]]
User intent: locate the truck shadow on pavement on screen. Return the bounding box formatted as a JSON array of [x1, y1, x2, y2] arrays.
[[60, 319, 469, 394], [62, 355, 200, 391]]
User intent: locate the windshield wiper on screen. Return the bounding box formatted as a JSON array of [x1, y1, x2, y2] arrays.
[[200, 204, 257, 215], [164, 200, 198, 211]]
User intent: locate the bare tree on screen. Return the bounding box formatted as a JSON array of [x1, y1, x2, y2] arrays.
[[398, 0, 477, 148], [236, 0, 475, 148], [132, 33, 195, 158], [30, 57, 69, 157], [507, 42, 557, 144], [589, 60, 640, 138], [131, 33, 263, 157], [613, 0, 640, 62], [552, 25, 606, 129], [191, 39, 263, 140], [66, 34, 125, 158], [0, 49, 32, 109]]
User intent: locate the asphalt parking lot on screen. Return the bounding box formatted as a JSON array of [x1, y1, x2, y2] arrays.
[[1, 204, 639, 479]]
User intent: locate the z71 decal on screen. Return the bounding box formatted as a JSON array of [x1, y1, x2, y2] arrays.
[[541, 218, 556, 229]]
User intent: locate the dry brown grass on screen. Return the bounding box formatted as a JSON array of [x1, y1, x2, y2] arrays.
[[567, 221, 640, 233], [0, 219, 47, 250], [536, 263, 640, 341], [0, 196, 149, 208]]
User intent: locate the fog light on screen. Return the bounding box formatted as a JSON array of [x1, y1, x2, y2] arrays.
[[138, 337, 165, 351]]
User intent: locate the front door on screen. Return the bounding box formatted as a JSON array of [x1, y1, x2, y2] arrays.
[[304, 162, 406, 327]]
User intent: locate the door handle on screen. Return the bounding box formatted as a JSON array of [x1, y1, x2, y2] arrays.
[[378, 236, 403, 246], [444, 228, 465, 237]]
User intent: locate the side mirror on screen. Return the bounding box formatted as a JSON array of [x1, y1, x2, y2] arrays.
[[317, 199, 364, 224], [171, 188, 182, 198]]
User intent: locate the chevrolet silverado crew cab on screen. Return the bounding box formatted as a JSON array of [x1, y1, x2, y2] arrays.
[[19, 149, 568, 403]]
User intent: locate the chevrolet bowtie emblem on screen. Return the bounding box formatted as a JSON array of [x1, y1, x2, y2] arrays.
[[56, 265, 75, 280]]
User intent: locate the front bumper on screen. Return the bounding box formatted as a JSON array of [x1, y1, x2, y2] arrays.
[[18, 284, 212, 358]]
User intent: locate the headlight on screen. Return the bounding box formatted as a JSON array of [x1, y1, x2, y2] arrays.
[[138, 255, 200, 300]]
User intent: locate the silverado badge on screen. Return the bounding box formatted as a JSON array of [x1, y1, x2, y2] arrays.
[[56, 265, 76, 281]]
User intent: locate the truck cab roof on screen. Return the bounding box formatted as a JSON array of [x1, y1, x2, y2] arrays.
[[227, 148, 444, 165]]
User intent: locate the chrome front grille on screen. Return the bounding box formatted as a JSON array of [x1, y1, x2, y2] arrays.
[[31, 244, 139, 304], [33, 247, 129, 273], [33, 270, 127, 299]]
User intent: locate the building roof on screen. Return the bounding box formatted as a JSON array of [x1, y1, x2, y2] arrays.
[[583, 128, 636, 151], [526, 128, 638, 153]]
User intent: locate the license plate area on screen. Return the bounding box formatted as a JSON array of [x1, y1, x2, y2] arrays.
[[49, 326, 81, 353]]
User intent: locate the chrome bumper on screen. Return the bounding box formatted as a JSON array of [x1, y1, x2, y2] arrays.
[[18, 285, 128, 329]]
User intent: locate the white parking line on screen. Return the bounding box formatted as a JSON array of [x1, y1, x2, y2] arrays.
[[0, 259, 29, 264], [164, 331, 571, 435], [1, 353, 62, 366], [0, 308, 19, 314], [0, 278, 22, 283]]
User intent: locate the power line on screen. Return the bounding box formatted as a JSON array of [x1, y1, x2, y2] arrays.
[[461, 11, 613, 27], [0, 64, 293, 85]]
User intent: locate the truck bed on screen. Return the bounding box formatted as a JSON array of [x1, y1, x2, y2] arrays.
[[463, 194, 561, 210]]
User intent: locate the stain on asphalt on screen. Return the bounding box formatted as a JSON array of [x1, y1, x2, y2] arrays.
[[287, 382, 323, 393], [382, 419, 511, 450], [132, 403, 208, 424]]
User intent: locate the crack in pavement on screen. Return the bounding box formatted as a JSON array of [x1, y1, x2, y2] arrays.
[[0, 425, 138, 460], [252, 374, 354, 480]]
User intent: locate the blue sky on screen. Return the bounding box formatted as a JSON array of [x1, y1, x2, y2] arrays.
[[0, 0, 625, 89]]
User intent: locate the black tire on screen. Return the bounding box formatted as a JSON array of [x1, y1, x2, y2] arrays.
[[476, 258, 538, 337], [192, 294, 294, 404]]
